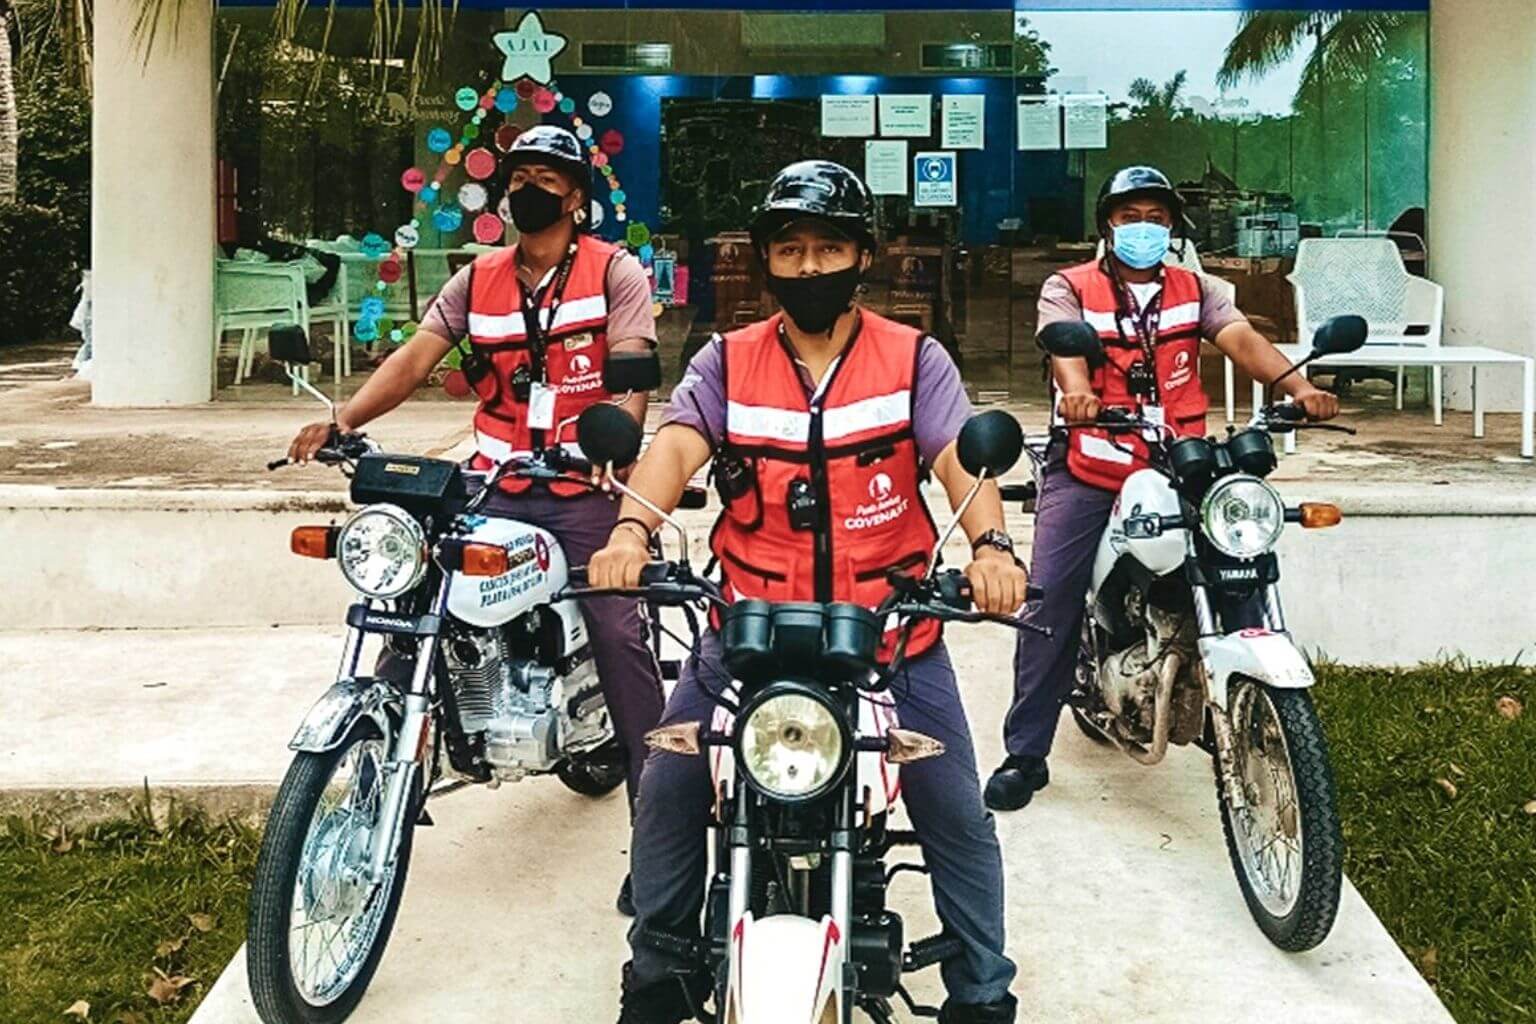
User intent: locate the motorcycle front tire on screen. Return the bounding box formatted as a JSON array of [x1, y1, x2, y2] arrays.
[[247, 722, 419, 1024]]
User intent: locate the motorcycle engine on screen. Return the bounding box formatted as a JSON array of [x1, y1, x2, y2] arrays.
[[1097, 590, 1203, 746], [443, 615, 611, 780]]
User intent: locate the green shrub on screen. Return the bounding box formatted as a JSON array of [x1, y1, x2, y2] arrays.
[[0, 203, 82, 345]]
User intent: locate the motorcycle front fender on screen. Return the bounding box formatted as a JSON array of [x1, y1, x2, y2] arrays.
[[1201, 630, 1315, 710], [288, 677, 401, 753], [726, 913, 844, 1024]]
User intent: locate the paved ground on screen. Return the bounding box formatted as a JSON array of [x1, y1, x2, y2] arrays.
[[1, 624, 1450, 1022]]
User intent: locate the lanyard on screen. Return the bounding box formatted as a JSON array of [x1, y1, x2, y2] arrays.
[[518, 242, 579, 384], [1113, 274, 1165, 364]]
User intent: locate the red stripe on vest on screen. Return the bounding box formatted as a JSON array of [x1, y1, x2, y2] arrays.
[[466, 235, 621, 496], [711, 312, 941, 661], [1057, 260, 1210, 492]]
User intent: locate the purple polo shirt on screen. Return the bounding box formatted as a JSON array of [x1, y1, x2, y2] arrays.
[[662, 324, 973, 466]]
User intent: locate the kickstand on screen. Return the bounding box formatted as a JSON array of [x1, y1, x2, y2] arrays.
[[861, 997, 897, 1024], [895, 984, 943, 1019]]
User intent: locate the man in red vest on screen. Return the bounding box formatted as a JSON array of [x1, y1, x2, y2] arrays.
[[984, 166, 1340, 812], [589, 161, 1027, 1024], [287, 126, 665, 908]]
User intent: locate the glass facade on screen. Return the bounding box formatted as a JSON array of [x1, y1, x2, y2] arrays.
[[212, 4, 1429, 400]]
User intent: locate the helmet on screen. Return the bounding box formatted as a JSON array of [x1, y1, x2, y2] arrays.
[[505, 124, 591, 196], [749, 160, 877, 253], [1096, 166, 1183, 232]]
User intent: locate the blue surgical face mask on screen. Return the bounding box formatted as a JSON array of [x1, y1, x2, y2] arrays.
[[1112, 222, 1172, 270]]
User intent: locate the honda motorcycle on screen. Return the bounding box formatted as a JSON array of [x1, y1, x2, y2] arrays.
[[1026, 315, 1367, 952], [245, 326, 699, 1024], [566, 405, 1041, 1023]]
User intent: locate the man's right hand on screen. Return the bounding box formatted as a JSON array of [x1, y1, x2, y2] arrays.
[[588, 528, 651, 589], [288, 421, 341, 465], [1058, 391, 1103, 424]]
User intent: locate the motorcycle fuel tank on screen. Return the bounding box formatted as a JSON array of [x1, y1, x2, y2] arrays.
[[446, 516, 580, 637], [1091, 469, 1187, 596]]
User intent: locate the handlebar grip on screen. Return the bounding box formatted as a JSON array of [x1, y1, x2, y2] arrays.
[[639, 562, 675, 586], [678, 486, 709, 511], [1269, 403, 1307, 422]]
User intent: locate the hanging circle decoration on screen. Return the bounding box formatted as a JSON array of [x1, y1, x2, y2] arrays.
[[626, 223, 651, 248], [426, 127, 453, 154], [495, 88, 518, 113], [599, 129, 625, 156], [455, 87, 480, 111], [532, 88, 557, 114], [378, 258, 403, 285], [360, 233, 390, 258], [354, 320, 380, 344], [394, 224, 421, 250], [588, 92, 613, 118], [589, 199, 605, 230], [433, 205, 464, 232], [464, 147, 498, 180], [494, 124, 521, 152], [400, 167, 427, 193], [458, 182, 489, 212], [474, 212, 505, 244]]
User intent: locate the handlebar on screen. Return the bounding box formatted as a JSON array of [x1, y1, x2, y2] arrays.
[[267, 431, 374, 471], [1256, 403, 1357, 436]]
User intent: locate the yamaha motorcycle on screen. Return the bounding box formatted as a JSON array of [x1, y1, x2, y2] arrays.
[[1028, 315, 1367, 952], [566, 405, 1041, 1023], [245, 327, 698, 1024]]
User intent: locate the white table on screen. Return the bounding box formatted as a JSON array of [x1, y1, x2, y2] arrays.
[[1251, 344, 1535, 459]]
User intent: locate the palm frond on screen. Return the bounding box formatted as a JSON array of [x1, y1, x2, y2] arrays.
[[1217, 11, 1330, 89], [1297, 12, 1408, 97], [12, 0, 93, 90]]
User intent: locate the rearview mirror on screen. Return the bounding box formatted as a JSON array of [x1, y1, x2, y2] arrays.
[[957, 410, 1024, 479], [576, 403, 644, 470], [268, 324, 313, 366], [1037, 321, 1106, 369], [1311, 315, 1368, 356], [603, 351, 662, 394]]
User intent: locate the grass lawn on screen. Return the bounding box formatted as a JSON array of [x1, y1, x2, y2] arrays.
[[0, 807, 258, 1024], [1316, 661, 1536, 1024]]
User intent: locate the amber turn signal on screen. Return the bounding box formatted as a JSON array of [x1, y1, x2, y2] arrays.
[[885, 727, 947, 765], [645, 722, 703, 756], [1298, 502, 1342, 529], [290, 525, 336, 559], [458, 543, 511, 577]]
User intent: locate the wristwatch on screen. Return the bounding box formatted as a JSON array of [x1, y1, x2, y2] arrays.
[[971, 529, 1018, 560]]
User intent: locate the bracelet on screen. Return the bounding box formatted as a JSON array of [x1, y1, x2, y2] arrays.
[[613, 517, 653, 542]]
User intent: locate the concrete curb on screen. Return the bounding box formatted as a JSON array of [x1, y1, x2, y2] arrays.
[[0, 783, 276, 827]]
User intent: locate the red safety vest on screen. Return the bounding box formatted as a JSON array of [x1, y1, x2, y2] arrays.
[[1057, 260, 1209, 492], [465, 235, 621, 496], [712, 311, 941, 661]]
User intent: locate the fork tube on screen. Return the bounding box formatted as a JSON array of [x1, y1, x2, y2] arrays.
[[728, 788, 752, 928], [1263, 584, 1288, 633], [336, 599, 369, 680], [830, 785, 854, 946]]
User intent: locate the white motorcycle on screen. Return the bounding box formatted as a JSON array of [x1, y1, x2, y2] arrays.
[[245, 327, 700, 1023], [1030, 316, 1367, 952], [567, 407, 1041, 1023]]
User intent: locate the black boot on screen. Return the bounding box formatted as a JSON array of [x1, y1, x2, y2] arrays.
[[938, 993, 1018, 1023], [983, 756, 1049, 812], [616, 963, 708, 1024], [617, 873, 636, 917]]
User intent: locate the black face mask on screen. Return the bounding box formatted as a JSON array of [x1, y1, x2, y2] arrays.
[[766, 265, 862, 335], [507, 184, 568, 234]]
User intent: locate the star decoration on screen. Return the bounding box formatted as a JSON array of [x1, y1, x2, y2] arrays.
[[493, 11, 568, 86]]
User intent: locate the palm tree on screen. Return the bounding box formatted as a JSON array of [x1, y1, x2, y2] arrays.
[[1, 0, 17, 203], [1218, 11, 1408, 104], [1127, 70, 1189, 120]]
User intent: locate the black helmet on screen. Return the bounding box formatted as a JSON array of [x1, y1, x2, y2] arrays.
[[1096, 166, 1183, 232], [505, 124, 591, 197], [749, 160, 877, 253]]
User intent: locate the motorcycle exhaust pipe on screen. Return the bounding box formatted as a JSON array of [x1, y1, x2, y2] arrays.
[[1101, 652, 1183, 767]]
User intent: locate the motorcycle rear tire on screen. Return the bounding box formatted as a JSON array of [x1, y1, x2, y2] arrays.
[[247, 722, 418, 1024], [557, 747, 627, 797], [1215, 680, 1343, 953]]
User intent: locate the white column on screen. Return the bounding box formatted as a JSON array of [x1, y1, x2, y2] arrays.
[[1430, 0, 1536, 412], [91, 0, 214, 406]]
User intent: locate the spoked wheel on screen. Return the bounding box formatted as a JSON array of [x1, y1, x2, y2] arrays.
[[248, 723, 419, 1023], [557, 743, 627, 797], [1215, 678, 1343, 952]]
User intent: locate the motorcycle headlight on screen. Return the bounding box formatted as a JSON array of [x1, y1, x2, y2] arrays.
[[336, 504, 428, 599], [737, 685, 850, 802], [1201, 475, 1284, 560]]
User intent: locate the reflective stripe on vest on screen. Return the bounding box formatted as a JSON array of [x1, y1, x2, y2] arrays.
[[466, 235, 620, 496], [1058, 260, 1210, 493], [711, 311, 941, 661]]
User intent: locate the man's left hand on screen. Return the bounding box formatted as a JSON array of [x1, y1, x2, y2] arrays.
[[1294, 385, 1340, 422], [965, 547, 1028, 616]]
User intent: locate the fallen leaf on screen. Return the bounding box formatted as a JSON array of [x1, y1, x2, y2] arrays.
[[63, 1000, 90, 1020], [51, 830, 75, 854], [146, 967, 196, 1005], [154, 935, 185, 958], [1496, 696, 1524, 720], [187, 912, 217, 933], [1523, 800, 1536, 815], [1419, 946, 1440, 980], [1448, 763, 1466, 778], [1434, 777, 1458, 799]]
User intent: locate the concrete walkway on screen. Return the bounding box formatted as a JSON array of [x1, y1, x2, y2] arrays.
[[1, 624, 1450, 1022]]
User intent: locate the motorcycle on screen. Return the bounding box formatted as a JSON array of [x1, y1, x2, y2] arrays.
[[565, 405, 1043, 1023], [245, 326, 702, 1024], [1027, 314, 1368, 952]]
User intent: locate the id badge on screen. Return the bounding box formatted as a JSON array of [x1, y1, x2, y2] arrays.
[[528, 382, 557, 430], [1141, 404, 1165, 442]]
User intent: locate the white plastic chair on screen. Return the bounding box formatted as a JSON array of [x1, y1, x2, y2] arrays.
[[1262, 238, 1533, 457], [214, 261, 306, 390]]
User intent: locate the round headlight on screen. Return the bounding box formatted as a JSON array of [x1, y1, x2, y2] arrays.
[[737, 686, 849, 802], [336, 504, 427, 599], [1201, 475, 1284, 560]]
